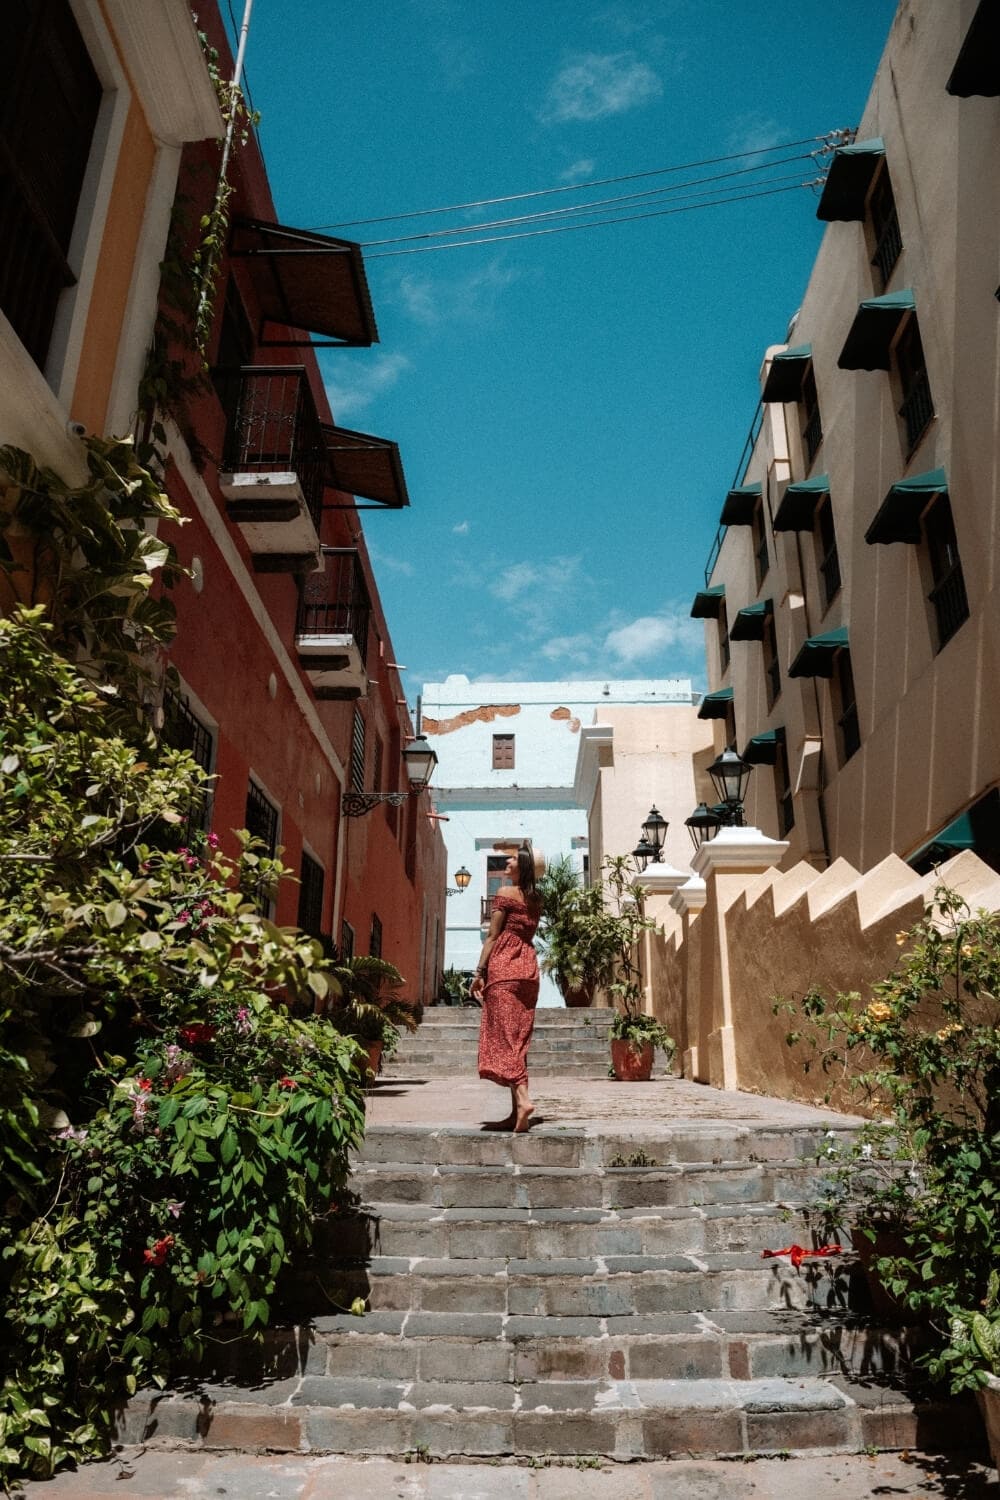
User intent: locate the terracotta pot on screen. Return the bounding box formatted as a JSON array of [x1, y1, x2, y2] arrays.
[[851, 1226, 921, 1324], [610, 1037, 654, 1081], [560, 981, 593, 1008], [977, 1373, 1000, 1477], [362, 1040, 383, 1080]]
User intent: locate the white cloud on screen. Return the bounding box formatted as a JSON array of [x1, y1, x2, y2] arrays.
[[489, 557, 580, 604], [452, 520, 469, 535], [559, 158, 596, 183], [540, 52, 662, 124], [320, 352, 411, 420], [396, 258, 521, 327], [603, 607, 703, 663], [365, 542, 414, 577], [726, 113, 787, 156], [540, 632, 593, 665]]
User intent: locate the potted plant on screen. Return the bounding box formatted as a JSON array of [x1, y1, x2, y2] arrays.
[[610, 1009, 676, 1081], [537, 855, 592, 1006], [324, 954, 419, 1079], [937, 1272, 1000, 1471]]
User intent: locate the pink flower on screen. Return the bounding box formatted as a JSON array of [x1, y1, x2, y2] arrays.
[[178, 1024, 216, 1046], [177, 910, 192, 925], [166, 1200, 184, 1219], [207, 832, 220, 849], [235, 1007, 252, 1036]]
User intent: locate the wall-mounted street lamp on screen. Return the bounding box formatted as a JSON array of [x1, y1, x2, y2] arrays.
[[343, 696, 440, 817], [446, 865, 471, 896], [684, 748, 754, 849], [632, 805, 668, 872]]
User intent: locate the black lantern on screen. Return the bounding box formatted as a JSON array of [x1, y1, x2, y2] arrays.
[[632, 836, 657, 872], [402, 734, 438, 788], [453, 865, 471, 891], [707, 747, 752, 823], [685, 801, 722, 850], [641, 805, 668, 860]]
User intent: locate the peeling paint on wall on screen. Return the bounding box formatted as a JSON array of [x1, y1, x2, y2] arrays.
[[423, 703, 521, 735], [550, 707, 581, 734]]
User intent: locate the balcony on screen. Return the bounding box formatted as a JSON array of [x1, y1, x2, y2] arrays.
[[216, 365, 325, 572], [295, 548, 371, 700]]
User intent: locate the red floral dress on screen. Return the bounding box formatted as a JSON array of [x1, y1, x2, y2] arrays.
[[478, 891, 541, 1088]]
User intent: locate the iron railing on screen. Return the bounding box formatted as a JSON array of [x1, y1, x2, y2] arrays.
[[704, 400, 764, 584], [296, 548, 371, 661], [215, 365, 326, 532], [930, 562, 970, 649], [871, 208, 902, 289], [802, 404, 824, 467], [899, 372, 934, 455]]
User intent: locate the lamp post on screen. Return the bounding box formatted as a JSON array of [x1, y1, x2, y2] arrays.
[[631, 836, 657, 873], [684, 801, 722, 851], [445, 865, 471, 896], [684, 750, 753, 851], [641, 806, 668, 861], [343, 695, 439, 817]]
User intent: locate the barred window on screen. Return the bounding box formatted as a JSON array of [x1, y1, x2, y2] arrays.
[[161, 689, 214, 832], [369, 912, 383, 958], [297, 851, 324, 939], [245, 780, 279, 858], [351, 709, 366, 791], [340, 920, 355, 961]]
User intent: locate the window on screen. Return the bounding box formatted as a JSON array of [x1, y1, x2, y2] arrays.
[[340, 920, 355, 962], [492, 733, 515, 769], [832, 652, 860, 766], [774, 731, 795, 837], [751, 500, 769, 589], [762, 610, 781, 710], [815, 497, 842, 612], [0, 0, 103, 372], [245, 779, 279, 914], [350, 708, 366, 791], [297, 851, 324, 938], [924, 496, 969, 650], [799, 366, 823, 470], [717, 599, 731, 674], [869, 168, 902, 289], [161, 689, 215, 831], [481, 852, 510, 923], [373, 734, 384, 794], [895, 318, 934, 456], [369, 912, 383, 958]]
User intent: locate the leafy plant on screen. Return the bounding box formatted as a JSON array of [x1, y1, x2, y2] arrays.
[[936, 1271, 1000, 1390], [437, 966, 473, 1006], [0, 607, 368, 1483], [781, 887, 1000, 1390], [539, 855, 653, 1006], [609, 1009, 675, 1057], [323, 953, 418, 1064]]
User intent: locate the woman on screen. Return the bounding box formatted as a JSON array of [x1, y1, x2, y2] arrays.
[[470, 845, 544, 1133]]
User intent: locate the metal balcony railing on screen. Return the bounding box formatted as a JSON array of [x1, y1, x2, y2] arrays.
[[296, 548, 371, 660], [215, 365, 326, 531], [899, 372, 934, 455]]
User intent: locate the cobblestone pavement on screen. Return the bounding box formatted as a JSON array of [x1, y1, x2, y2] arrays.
[[20, 1448, 998, 1498], [367, 1075, 864, 1132]]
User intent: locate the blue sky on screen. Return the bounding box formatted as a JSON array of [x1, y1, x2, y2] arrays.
[[232, 0, 897, 700]]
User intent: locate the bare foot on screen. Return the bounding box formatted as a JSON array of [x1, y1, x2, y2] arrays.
[[482, 1114, 516, 1131], [513, 1103, 535, 1133]]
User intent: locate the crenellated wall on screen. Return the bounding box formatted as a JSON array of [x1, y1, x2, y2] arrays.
[[649, 847, 1000, 1109]]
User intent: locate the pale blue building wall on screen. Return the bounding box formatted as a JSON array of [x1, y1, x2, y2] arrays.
[[423, 676, 695, 1006]]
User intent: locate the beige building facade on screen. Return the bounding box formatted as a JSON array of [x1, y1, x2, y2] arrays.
[[693, 0, 1000, 877]]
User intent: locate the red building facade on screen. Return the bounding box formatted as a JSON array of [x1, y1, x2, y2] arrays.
[[157, 7, 446, 1001]]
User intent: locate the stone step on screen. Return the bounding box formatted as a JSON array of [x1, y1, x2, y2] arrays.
[[197, 1307, 922, 1387], [382, 1061, 622, 1079], [120, 1373, 976, 1460], [393, 1035, 613, 1050], [316, 1251, 856, 1318], [421, 1008, 615, 1025], [328, 1201, 844, 1261], [355, 1123, 854, 1168], [349, 1160, 836, 1211]]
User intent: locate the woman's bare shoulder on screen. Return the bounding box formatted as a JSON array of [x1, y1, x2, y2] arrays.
[[494, 885, 521, 901]]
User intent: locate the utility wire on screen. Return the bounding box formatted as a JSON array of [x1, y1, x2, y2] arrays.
[[364, 178, 822, 258], [360, 152, 822, 249], [311, 131, 850, 233]]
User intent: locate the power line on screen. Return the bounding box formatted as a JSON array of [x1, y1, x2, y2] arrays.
[[359, 153, 822, 250], [364, 178, 823, 259], [311, 132, 850, 233]]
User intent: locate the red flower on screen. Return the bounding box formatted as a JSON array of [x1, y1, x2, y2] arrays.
[[142, 1234, 175, 1267], [137, 1077, 153, 1093], [278, 1077, 298, 1090], [178, 1023, 217, 1046]]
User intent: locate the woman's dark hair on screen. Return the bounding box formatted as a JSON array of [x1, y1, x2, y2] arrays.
[[517, 845, 540, 908]]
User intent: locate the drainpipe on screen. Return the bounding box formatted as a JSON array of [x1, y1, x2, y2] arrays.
[[196, 0, 255, 332]]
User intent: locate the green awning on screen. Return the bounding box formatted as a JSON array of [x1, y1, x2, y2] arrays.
[[730, 599, 773, 642], [773, 474, 831, 533], [788, 625, 849, 679], [691, 585, 726, 619], [907, 789, 1000, 873], [697, 686, 734, 720], [865, 468, 947, 546], [947, 1, 1000, 97], [762, 344, 813, 403], [742, 728, 785, 766], [720, 482, 762, 528], [816, 138, 885, 222], [838, 289, 915, 372]]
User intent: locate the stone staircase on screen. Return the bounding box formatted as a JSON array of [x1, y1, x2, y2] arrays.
[[384, 1004, 619, 1078], [120, 1116, 979, 1462]]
